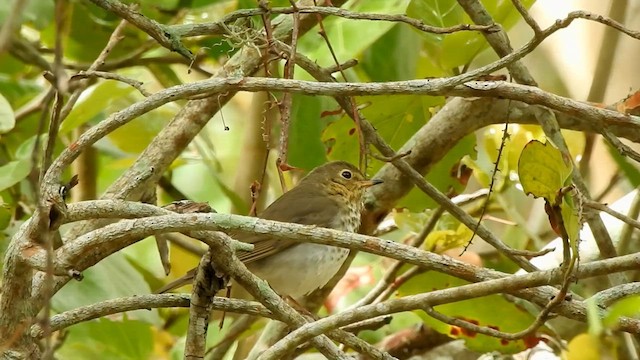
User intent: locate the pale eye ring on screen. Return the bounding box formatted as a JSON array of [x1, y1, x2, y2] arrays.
[[340, 170, 353, 179]]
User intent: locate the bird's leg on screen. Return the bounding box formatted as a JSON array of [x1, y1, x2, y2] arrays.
[[218, 284, 234, 329], [284, 296, 318, 321]]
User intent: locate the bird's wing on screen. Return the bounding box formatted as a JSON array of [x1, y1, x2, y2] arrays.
[[237, 187, 338, 264], [154, 187, 338, 293]]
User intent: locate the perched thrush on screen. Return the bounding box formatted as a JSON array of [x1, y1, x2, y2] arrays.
[[157, 161, 383, 299]]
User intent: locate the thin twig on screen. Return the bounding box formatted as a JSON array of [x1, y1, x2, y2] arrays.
[[70, 71, 150, 96], [584, 199, 640, 232], [463, 117, 510, 254], [87, 0, 193, 60], [170, 6, 497, 38], [510, 0, 541, 34]]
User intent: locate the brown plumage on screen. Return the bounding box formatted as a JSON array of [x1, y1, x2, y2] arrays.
[[156, 161, 382, 299]]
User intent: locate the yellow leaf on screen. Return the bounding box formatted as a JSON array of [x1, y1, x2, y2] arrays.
[[563, 333, 615, 360], [518, 140, 573, 201]]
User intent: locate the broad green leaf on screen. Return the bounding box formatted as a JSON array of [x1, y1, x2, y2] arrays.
[[52, 252, 161, 326], [287, 94, 328, 170], [107, 110, 171, 154], [139, 0, 180, 10], [398, 133, 476, 211], [607, 143, 640, 187], [602, 295, 640, 328], [0, 159, 31, 192], [61, 81, 136, 134], [407, 0, 536, 71], [14, 134, 47, 160], [518, 140, 572, 201], [56, 318, 153, 360], [483, 124, 544, 177], [361, 24, 422, 81], [424, 222, 473, 252], [298, 0, 411, 67], [393, 208, 430, 234], [399, 271, 542, 353], [322, 95, 440, 170], [0, 93, 15, 134]]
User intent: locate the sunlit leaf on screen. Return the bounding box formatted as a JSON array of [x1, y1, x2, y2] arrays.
[[393, 208, 430, 234], [0, 159, 31, 192], [56, 318, 153, 360], [560, 193, 581, 246], [407, 0, 536, 71], [287, 94, 328, 170], [564, 333, 610, 360], [0, 196, 11, 230], [61, 81, 136, 134], [518, 140, 572, 201], [52, 252, 161, 326], [425, 222, 473, 252], [0, 93, 15, 134], [361, 24, 422, 81], [298, 0, 411, 67], [602, 295, 640, 328]]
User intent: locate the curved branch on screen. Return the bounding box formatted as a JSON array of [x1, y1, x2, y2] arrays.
[[29, 294, 272, 338]]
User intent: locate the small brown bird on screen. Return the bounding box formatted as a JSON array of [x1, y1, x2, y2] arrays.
[[157, 161, 382, 299]]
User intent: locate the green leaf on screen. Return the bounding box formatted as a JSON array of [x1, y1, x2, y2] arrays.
[[407, 0, 536, 71], [56, 318, 153, 360], [0, 159, 31, 192], [15, 134, 47, 160], [561, 192, 581, 246], [393, 208, 430, 234], [321, 94, 471, 211], [298, 0, 411, 67], [322, 95, 439, 167], [361, 24, 422, 81], [607, 143, 640, 187], [0, 197, 11, 230], [61, 81, 136, 134], [287, 94, 328, 169], [602, 295, 640, 328], [0, 93, 15, 134], [399, 271, 542, 353], [52, 252, 161, 326], [107, 110, 171, 154], [518, 140, 573, 201]]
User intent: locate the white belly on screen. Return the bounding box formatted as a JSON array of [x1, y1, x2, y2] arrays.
[[246, 243, 350, 299]]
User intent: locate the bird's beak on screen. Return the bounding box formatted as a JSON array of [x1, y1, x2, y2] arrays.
[[359, 179, 384, 188]]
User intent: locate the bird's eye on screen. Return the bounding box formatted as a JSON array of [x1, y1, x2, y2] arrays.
[[340, 170, 353, 179]]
